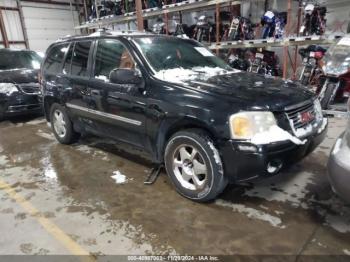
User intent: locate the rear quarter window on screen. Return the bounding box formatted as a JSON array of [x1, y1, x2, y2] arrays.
[[43, 43, 69, 74]]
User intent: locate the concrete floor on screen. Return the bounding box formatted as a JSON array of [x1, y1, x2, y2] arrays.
[[0, 115, 350, 257]]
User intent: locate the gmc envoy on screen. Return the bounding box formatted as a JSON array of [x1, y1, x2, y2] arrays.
[[41, 31, 328, 201]]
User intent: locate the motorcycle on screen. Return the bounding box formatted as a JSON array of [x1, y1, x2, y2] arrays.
[[173, 22, 191, 38], [114, 0, 124, 15], [318, 36, 350, 109], [89, 0, 124, 19], [298, 45, 327, 86], [261, 10, 287, 39], [261, 11, 275, 39], [228, 49, 250, 71], [248, 49, 281, 76], [227, 16, 255, 41], [274, 12, 287, 39], [152, 17, 166, 34], [299, 2, 327, 36], [192, 15, 215, 43]]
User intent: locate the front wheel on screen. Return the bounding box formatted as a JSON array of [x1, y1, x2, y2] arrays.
[[164, 129, 228, 202]]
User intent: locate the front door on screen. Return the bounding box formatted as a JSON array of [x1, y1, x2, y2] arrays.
[[86, 38, 147, 149]]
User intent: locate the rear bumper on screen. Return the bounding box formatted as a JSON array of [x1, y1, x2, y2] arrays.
[[328, 133, 350, 203], [219, 124, 327, 183]]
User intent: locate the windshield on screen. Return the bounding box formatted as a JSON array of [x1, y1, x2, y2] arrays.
[[0, 50, 42, 71], [323, 37, 350, 75], [133, 37, 234, 83]]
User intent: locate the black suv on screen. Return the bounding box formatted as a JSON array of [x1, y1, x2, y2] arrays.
[[41, 31, 327, 202], [0, 49, 43, 120]]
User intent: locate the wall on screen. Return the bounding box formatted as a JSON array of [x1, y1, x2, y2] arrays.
[[0, 0, 80, 52]]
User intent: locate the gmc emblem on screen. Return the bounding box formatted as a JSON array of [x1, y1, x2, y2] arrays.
[[300, 111, 315, 124]]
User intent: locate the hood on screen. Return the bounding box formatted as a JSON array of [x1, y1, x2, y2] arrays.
[[0, 69, 39, 84], [184, 72, 314, 111]]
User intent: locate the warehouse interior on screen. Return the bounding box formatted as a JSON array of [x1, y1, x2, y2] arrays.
[[0, 0, 350, 260]]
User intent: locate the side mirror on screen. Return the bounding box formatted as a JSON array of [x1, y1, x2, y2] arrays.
[[109, 68, 142, 85]]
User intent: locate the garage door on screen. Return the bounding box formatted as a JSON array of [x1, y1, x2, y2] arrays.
[[21, 1, 80, 52]]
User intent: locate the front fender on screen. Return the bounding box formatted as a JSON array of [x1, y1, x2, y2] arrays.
[[152, 116, 222, 163]]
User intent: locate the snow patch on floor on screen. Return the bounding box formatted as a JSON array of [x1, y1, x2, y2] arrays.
[[40, 156, 57, 181], [36, 130, 56, 141], [26, 119, 46, 126], [315, 196, 350, 234], [324, 214, 350, 233], [0, 155, 9, 166], [111, 171, 133, 184], [244, 171, 315, 208], [344, 249, 350, 255], [75, 145, 93, 154], [75, 145, 110, 161], [215, 199, 285, 229]]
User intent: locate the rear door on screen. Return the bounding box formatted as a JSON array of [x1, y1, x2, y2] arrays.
[[63, 40, 94, 126], [42, 42, 70, 115]]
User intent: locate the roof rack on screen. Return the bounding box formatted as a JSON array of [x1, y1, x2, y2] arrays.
[[89, 28, 154, 37]]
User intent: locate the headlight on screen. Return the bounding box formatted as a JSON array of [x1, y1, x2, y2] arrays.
[[0, 83, 18, 95], [229, 111, 277, 140], [314, 99, 323, 122]]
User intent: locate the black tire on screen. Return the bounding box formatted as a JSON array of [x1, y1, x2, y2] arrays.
[[320, 84, 336, 110], [164, 129, 228, 202], [50, 103, 79, 144]]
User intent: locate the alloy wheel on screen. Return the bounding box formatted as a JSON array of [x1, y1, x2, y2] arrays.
[[52, 109, 66, 138], [172, 144, 208, 191]]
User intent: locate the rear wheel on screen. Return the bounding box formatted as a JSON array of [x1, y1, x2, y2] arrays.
[[50, 103, 79, 144], [164, 129, 228, 202]]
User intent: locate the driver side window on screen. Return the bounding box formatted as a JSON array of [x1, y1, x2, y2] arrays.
[[94, 39, 135, 82]]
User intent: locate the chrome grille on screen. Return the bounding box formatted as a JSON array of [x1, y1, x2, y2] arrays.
[[285, 101, 316, 130], [18, 83, 40, 95]]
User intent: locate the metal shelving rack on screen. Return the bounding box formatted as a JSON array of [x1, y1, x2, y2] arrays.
[[76, 0, 241, 29], [207, 34, 343, 50], [77, 0, 347, 117]]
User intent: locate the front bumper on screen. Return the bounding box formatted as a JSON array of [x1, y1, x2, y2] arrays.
[[1, 92, 42, 117], [219, 123, 328, 183], [328, 133, 350, 203]]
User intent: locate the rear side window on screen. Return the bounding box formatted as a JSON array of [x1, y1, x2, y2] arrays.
[[71, 41, 92, 77], [43, 43, 69, 74]]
